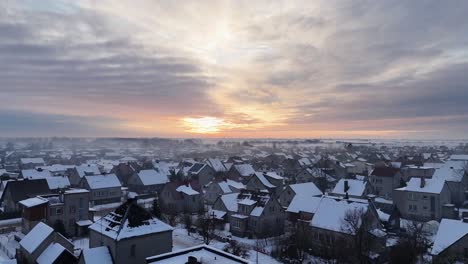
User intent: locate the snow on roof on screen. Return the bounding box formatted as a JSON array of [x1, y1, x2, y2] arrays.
[[82, 246, 113, 264], [89, 202, 173, 241], [250, 206, 264, 217], [238, 199, 256, 206], [20, 222, 54, 254], [76, 164, 101, 178], [65, 188, 89, 194], [450, 154, 468, 161], [22, 169, 52, 179], [19, 197, 48, 208], [37, 164, 75, 173], [208, 209, 226, 220], [397, 177, 445, 194], [310, 198, 369, 234], [263, 171, 283, 180], [207, 158, 227, 172], [298, 158, 312, 166], [218, 179, 245, 194], [85, 174, 121, 189], [289, 182, 322, 197], [287, 196, 322, 214], [431, 219, 468, 255], [433, 160, 466, 182], [220, 193, 239, 212], [254, 173, 275, 188], [21, 158, 45, 164], [146, 244, 250, 264], [332, 179, 367, 197], [36, 243, 66, 264], [176, 183, 199, 195], [46, 176, 70, 190], [137, 169, 168, 186], [233, 164, 255, 177]]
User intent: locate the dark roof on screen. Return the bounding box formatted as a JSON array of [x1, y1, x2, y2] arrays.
[[110, 200, 152, 229], [371, 167, 400, 177], [1, 179, 51, 203], [188, 163, 205, 174]]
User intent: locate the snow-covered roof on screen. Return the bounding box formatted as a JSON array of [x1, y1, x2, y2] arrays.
[[22, 169, 52, 179], [84, 174, 121, 189], [19, 222, 54, 254], [76, 164, 101, 178], [287, 196, 323, 214], [89, 201, 173, 241], [176, 183, 199, 195], [207, 158, 227, 172], [433, 160, 466, 182], [46, 176, 70, 190], [263, 171, 283, 180], [332, 179, 367, 197], [36, 243, 66, 264], [218, 179, 245, 194], [137, 169, 168, 186], [208, 209, 226, 220], [220, 193, 239, 212], [19, 197, 48, 208], [431, 219, 468, 255], [82, 246, 113, 264], [289, 182, 322, 197], [21, 158, 45, 164], [250, 206, 264, 217], [449, 154, 468, 161], [233, 164, 255, 177], [253, 173, 275, 188], [146, 244, 250, 264], [310, 198, 369, 234]]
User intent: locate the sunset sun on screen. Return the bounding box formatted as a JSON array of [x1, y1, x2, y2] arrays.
[[182, 116, 226, 134]]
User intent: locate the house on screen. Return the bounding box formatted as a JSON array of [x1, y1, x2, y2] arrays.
[[67, 164, 101, 186], [434, 160, 468, 207], [278, 182, 322, 208], [21, 168, 71, 191], [111, 162, 142, 186], [187, 163, 216, 187], [286, 196, 323, 222], [346, 158, 370, 175], [245, 172, 283, 195], [0, 179, 51, 214], [212, 190, 286, 238], [306, 197, 383, 258], [204, 178, 245, 205], [431, 218, 468, 263], [88, 198, 173, 264], [20, 158, 45, 170], [206, 158, 228, 174], [146, 244, 250, 264], [80, 174, 122, 205], [369, 167, 403, 200], [393, 177, 452, 221], [227, 164, 256, 183], [19, 188, 91, 236], [159, 181, 203, 214], [330, 178, 371, 199], [79, 246, 114, 264], [127, 169, 168, 196], [295, 167, 335, 187], [18, 222, 76, 264]]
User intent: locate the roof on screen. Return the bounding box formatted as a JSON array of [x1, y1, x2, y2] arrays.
[[207, 158, 227, 172], [46, 176, 70, 190], [449, 154, 468, 161], [250, 206, 264, 217], [332, 179, 367, 197], [253, 173, 275, 188], [82, 246, 114, 264], [1, 179, 50, 203], [84, 174, 121, 189], [287, 196, 323, 214], [233, 164, 255, 177], [220, 193, 239, 212], [289, 182, 322, 197], [21, 158, 45, 164], [188, 163, 206, 174], [370, 167, 399, 177], [22, 169, 52, 179], [89, 201, 173, 241], [431, 219, 468, 255], [19, 197, 48, 208], [137, 169, 168, 186], [19, 222, 54, 254], [36, 243, 66, 264], [75, 164, 101, 178], [310, 197, 369, 234], [218, 179, 245, 194], [146, 244, 250, 264], [176, 183, 199, 195]]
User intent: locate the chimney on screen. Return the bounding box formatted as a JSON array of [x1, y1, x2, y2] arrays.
[[344, 180, 349, 192], [186, 256, 200, 264], [420, 177, 425, 188]]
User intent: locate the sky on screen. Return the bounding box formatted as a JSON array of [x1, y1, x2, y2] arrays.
[[1, 0, 468, 139]]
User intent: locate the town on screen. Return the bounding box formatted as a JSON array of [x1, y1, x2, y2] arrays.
[[0, 138, 466, 263]]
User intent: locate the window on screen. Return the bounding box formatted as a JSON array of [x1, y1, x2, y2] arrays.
[[408, 204, 417, 212], [56, 208, 63, 215], [130, 244, 136, 257], [233, 219, 241, 228], [408, 193, 417, 200]]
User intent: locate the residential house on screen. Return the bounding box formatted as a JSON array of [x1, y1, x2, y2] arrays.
[[159, 181, 203, 214], [20, 158, 45, 170], [0, 179, 51, 214], [245, 172, 283, 195], [79, 246, 114, 264], [206, 158, 228, 175], [204, 178, 245, 205], [227, 164, 256, 183], [67, 164, 101, 187], [346, 158, 371, 175], [369, 167, 403, 200], [88, 198, 173, 264], [18, 222, 76, 264], [21, 168, 71, 191], [111, 162, 142, 186], [286, 196, 323, 222], [431, 218, 468, 263], [187, 163, 216, 187], [435, 160, 468, 207], [19, 189, 90, 236], [127, 169, 168, 196], [146, 244, 250, 264], [80, 174, 122, 205], [330, 178, 371, 199], [278, 182, 322, 208]]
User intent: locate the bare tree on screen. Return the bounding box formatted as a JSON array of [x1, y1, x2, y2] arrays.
[[184, 214, 193, 235], [196, 209, 215, 244], [390, 221, 431, 264], [340, 207, 372, 264]]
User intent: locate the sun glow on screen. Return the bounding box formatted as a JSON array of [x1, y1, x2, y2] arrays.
[[182, 116, 226, 134]]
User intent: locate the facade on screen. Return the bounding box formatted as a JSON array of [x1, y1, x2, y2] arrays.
[[187, 163, 216, 187], [88, 199, 173, 264], [369, 167, 402, 200], [159, 181, 203, 214], [204, 179, 245, 205], [245, 172, 283, 195], [111, 162, 141, 186]]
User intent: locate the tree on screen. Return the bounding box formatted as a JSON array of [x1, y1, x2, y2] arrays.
[[291, 220, 309, 261], [390, 221, 431, 264], [169, 169, 184, 182], [152, 196, 162, 218], [340, 207, 373, 264], [184, 214, 193, 235], [223, 240, 249, 258], [196, 209, 215, 245], [53, 220, 67, 237]]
